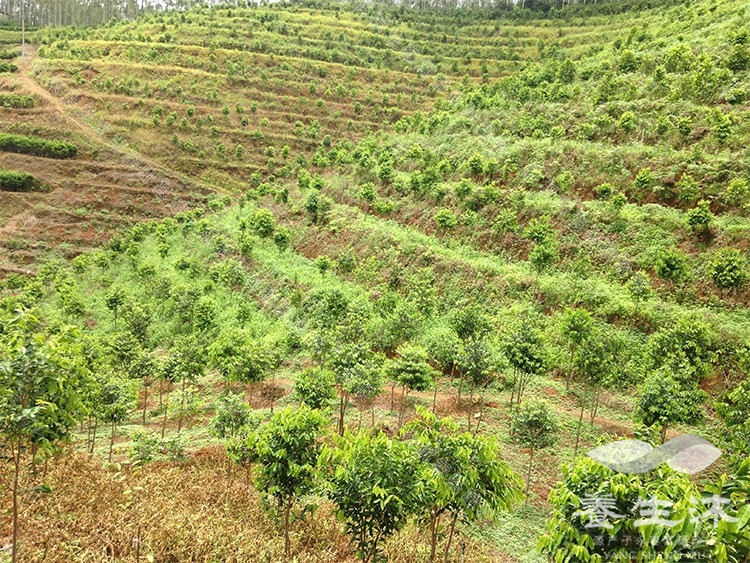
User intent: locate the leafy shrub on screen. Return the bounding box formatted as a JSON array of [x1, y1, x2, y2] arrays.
[[654, 248, 688, 281], [723, 178, 749, 208], [0, 61, 17, 73], [0, 93, 35, 108], [710, 249, 748, 290], [0, 133, 77, 159], [593, 182, 613, 199], [434, 208, 458, 230], [676, 174, 700, 204], [294, 367, 336, 409], [251, 208, 275, 237], [0, 170, 35, 192], [686, 200, 713, 234], [725, 43, 750, 72]]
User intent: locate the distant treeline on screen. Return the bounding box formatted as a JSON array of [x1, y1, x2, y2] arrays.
[[0, 0, 666, 28]]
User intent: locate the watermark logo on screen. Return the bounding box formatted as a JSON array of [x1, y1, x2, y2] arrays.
[[587, 434, 721, 475]]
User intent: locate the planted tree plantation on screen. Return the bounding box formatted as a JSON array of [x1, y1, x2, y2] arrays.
[[1, 0, 749, 561]]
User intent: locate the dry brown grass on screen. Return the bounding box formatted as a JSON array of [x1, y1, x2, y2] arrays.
[[1, 447, 497, 563]]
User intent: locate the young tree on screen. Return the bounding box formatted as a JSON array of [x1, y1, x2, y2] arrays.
[[293, 366, 336, 410], [328, 339, 378, 435], [717, 379, 750, 465], [559, 308, 593, 391], [504, 321, 547, 416], [636, 369, 704, 443], [647, 316, 714, 381], [458, 335, 498, 433], [386, 343, 437, 429], [510, 401, 558, 500], [320, 431, 420, 562], [571, 328, 620, 458], [212, 392, 252, 440], [422, 324, 462, 412], [128, 349, 156, 425], [404, 408, 523, 561], [347, 359, 384, 430], [529, 239, 558, 276], [686, 200, 714, 236], [99, 376, 137, 463], [0, 311, 87, 563], [168, 334, 206, 433], [654, 247, 688, 282], [104, 284, 127, 328], [627, 271, 653, 316], [210, 329, 272, 389], [248, 405, 327, 556]]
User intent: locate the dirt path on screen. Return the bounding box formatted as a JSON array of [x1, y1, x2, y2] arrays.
[[15, 44, 204, 196]]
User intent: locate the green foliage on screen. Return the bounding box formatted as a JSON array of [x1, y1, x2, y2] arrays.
[[434, 207, 458, 230], [251, 208, 276, 238], [249, 405, 328, 554], [0, 310, 86, 450], [405, 408, 524, 558], [654, 247, 688, 281], [212, 392, 252, 439], [249, 404, 327, 506], [723, 178, 749, 208], [511, 401, 558, 452], [293, 367, 336, 409], [320, 431, 421, 562], [0, 133, 77, 159], [686, 200, 714, 234], [636, 369, 703, 441], [387, 343, 436, 394], [0, 170, 35, 192], [717, 380, 750, 464], [710, 248, 748, 290], [209, 329, 273, 384], [540, 456, 750, 560]]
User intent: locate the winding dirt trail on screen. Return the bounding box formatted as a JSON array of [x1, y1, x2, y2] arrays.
[[15, 43, 203, 194]]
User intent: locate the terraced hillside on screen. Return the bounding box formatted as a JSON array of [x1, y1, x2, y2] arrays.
[[1, 0, 750, 562]]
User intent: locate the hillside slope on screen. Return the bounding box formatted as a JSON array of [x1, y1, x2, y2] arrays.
[[1, 0, 749, 561]]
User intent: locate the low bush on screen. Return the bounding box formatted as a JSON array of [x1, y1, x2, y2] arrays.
[[0, 133, 78, 159], [0, 170, 35, 191], [0, 93, 36, 108]]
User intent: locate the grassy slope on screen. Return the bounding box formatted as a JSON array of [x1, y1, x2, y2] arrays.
[[1, 0, 749, 560]]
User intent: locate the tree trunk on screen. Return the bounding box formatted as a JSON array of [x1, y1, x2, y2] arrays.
[[284, 502, 291, 556], [524, 448, 534, 503], [162, 397, 169, 439], [178, 377, 186, 433], [90, 419, 98, 454], [573, 389, 588, 459], [432, 380, 438, 413], [109, 420, 116, 463], [398, 386, 407, 429], [11, 436, 22, 563], [566, 349, 574, 391], [457, 373, 464, 404], [589, 388, 600, 425], [473, 390, 486, 436], [142, 382, 149, 425], [429, 512, 441, 562], [443, 513, 459, 563]]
